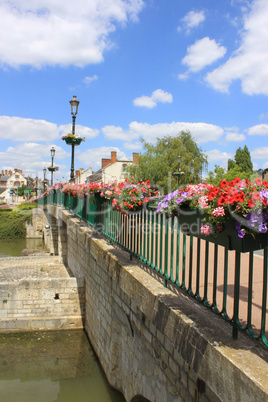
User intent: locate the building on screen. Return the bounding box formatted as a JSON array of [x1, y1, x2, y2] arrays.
[[74, 167, 93, 184], [86, 151, 139, 184], [0, 169, 27, 203]]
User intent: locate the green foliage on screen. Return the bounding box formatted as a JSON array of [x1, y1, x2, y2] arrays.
[[234, 145, 253, 172], [207, 165, 226, 186], [227, 159, 236, 171], [17, 184, 29, 197], [0, 203, 37, 239], [127, 131, 208, 194]]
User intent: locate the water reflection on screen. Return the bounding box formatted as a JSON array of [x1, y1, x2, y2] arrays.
[[0, 330, 125, 402], [0, 238, 44, 258]]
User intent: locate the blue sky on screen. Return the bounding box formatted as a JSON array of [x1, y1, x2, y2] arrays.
[[0, 0, 267, 183]]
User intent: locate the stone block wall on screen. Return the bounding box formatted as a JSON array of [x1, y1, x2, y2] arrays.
[[0, 277, 84, 332], [42, 205, 268, 402], [25, 207, 43, 238]]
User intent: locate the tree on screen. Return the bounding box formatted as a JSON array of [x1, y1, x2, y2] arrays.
[[17, 184, 29, 197], [127, 131, 207, 194], [234, 145, 253, 172], [207, 165, 226, 186], [227, 158, 236, 171]]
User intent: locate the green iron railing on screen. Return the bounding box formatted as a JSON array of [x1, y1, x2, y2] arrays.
[[40, 191, 268, 348]]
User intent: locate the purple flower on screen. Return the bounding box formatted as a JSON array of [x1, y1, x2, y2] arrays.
[[238, 229, 245, 238], [235, 222, 241, 230], [259, 223, 267, 233]]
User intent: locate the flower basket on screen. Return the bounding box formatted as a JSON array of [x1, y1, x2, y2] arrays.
[[177, 209, 268, 252], [64, 137, 83, 146], [48, 167, 56, 172]]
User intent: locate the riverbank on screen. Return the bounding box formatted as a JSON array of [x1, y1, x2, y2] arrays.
[[0, 202, 37, 239]]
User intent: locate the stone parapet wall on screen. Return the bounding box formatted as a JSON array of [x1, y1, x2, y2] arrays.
[[0, 254, 85, 332], [0, 278, 84, 332], [42, 205, 268, 402], [25, 207, 43, 238]]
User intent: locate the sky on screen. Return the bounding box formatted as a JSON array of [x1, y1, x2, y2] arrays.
[[0, 0, 268, 184]]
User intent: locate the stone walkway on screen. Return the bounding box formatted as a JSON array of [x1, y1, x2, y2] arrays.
[[0, 255, 71, 282]]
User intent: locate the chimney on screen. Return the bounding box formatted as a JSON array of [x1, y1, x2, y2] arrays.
[[133, 152, 139, 164], [111, 151, 117, 164], [5, 170, 7, 175], [102, 158, 111, 169]]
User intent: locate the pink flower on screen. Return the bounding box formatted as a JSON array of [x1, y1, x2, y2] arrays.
[[211, 207, 225, 217], [200, 224, 212, 236]]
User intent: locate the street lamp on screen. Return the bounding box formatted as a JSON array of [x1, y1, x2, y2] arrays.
[[43, 168, 47, 192], [69, 95, 80, 182], [50, 146, 55, 186], [174, 155, 184, 188]]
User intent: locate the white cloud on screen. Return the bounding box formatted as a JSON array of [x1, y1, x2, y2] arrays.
[[0, 116, 59, 142], [248, 124, 268, 136], [178, 10, 205, 33], [182, 37, 227, 73], [102, 121, 224, 143], [225, 132, 246, 141], [123, 141, 142, 150], [77, 146, 127, 170], [83, 75, 98, 85], [133, 89, 173, 108], [0, 116, 99, 143], [251, 147, 268, 159], [133, 96, 156, 109], [0, 143, 67, 175], [205, 0, 268, 94], [59, 124, 99, 139], [205, 149, 233, 163], [0, 0, 144, 68]]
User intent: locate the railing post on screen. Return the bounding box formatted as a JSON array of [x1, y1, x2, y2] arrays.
[[232, 250, 241, 339]]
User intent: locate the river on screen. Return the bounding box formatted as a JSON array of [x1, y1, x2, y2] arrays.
[[0, 238, 45, 258], [0, 240, 125, 401], [0, 330, 125, 402]]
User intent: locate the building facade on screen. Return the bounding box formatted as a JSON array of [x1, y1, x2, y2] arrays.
[[86, 151, 138, 184]]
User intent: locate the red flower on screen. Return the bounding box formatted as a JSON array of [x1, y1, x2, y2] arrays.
[[233, 177, 242, 186], [217, 197, 226, 206], [252, 193, 261, 200], [255, 178, 262, 186], [220, 180, 228, 189], [248, 199, 255, 208]]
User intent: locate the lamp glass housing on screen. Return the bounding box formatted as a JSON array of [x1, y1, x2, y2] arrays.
[[50, 147, 56, 158], [70, 96, 79, 116]]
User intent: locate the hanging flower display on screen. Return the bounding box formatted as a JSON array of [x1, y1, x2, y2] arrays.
[[156, 177, 268, 240], [61, 133, 85, 146]]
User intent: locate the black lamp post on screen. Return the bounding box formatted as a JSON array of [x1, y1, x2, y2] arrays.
[[50, 147, 55, 186], [43, 168, 47, 192], [174, 155, 184, 188], [69, 95, 80, 182]]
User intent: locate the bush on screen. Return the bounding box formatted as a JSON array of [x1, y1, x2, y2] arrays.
[[0, 204, 37, 239]]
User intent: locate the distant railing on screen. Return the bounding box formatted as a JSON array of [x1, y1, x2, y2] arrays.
[[40, 190, 268, 349]]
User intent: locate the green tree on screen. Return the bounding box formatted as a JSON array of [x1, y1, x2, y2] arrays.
[[234, 145, 253, 172], [207, 165, 226, 186], [227, 158, 236, 171], [17, 184, 29, 197], [127, 131, 207, 194]]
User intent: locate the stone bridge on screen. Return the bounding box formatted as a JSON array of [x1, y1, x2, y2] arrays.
[[2, 205, 268, 402]]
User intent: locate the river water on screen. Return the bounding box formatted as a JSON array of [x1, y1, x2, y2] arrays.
[[0, 240, 125, 401], [0, 238, 45, 258], [0, 330, 125, 402]]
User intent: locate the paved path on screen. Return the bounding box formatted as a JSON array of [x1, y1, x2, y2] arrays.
[[0, 255, 71, 283]]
